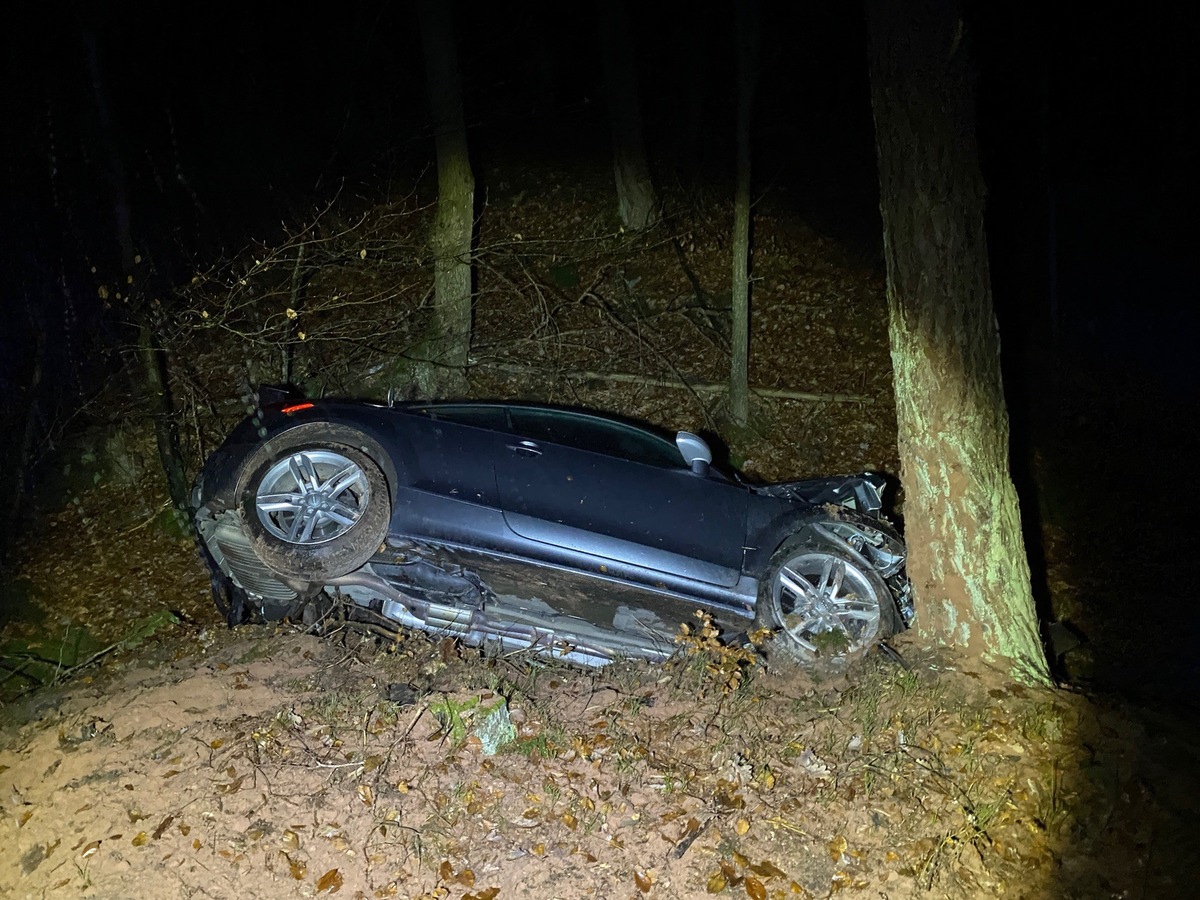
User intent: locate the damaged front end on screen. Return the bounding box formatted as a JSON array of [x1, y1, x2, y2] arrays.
[[752, 472, 888, 515], [752, 473, 914, 628]]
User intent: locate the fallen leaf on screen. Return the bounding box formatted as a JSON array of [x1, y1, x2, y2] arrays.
[[735, 818, 750, 835], [18, 810, 33, 827], [827, 835, 848, 862], [153, 815, 175, 840], [131, 832, 148, 847], [316, 868, 344, 892], [720, 859, 742, 886], [745, 875, 766, 900], [357, 784, 374, 807], [749, 860, 787, 879], [288, 856, 307, 880], [707, 871, 727, 893], [81, 841, 101, 859], [635, 867, 653, 892]]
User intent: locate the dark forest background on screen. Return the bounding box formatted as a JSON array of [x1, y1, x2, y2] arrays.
[[1, 0, 1197, 701], [3, 2, 1194, 398]]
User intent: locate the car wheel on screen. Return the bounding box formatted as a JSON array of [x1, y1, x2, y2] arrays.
[[756, 535, 901, 667], [238, 442, 390, 581]]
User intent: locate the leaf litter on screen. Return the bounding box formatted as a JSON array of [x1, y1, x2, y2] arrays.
[[0, 167, 1196, 899]]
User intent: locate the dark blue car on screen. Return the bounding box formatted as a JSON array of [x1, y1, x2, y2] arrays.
[[194, 397, 912, 667]]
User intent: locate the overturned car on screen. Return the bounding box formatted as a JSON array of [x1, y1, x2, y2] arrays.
[[194, 397, 913, 667]]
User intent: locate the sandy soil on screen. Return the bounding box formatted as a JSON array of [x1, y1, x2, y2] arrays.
[[3, 618, 1193, 900]]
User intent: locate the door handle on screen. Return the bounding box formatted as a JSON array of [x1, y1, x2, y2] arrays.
[[506, 440, 542, 457]]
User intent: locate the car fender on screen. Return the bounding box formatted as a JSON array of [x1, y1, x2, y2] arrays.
[[201, 412, 406, 511], [743, 506, 833, 578], [747, 503, 899, 572]]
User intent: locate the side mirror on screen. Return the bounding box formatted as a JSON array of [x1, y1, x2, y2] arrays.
[[675, 432, 712, 475]]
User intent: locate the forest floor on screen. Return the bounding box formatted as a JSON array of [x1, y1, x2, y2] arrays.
[[2, 162, 1199, 899], [1, 600, 1196, 900]]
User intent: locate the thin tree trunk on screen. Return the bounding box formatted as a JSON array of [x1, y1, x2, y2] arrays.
[[418, 0, 474, 397], [2, 331, 45, 560], [283, 241, 306, 386], [137, 323, 191, 514], [596, 0, 660, 231], [84, 26, 192, 514], [865, 0, 1049, 683], [730, 1, 759, 427]]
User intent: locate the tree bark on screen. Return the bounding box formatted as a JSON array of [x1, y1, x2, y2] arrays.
[[137, 323, 191, 514], [418, 0, 474, 397], [865, 0, 1049, 683], [730, 1, 759, 427], [596, 0, 660, 231]]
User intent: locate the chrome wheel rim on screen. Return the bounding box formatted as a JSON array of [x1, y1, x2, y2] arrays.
[[255, 450, 370, 545], [771, 551, 881, 656]]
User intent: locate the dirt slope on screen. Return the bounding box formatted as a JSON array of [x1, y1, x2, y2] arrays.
[[3, 620, 1193, 900]]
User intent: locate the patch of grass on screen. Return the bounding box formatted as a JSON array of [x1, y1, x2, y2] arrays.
[[1019, 700, 1066, 743], [505, 728, 560, 761], [842, 656, 937, 744], [0, 577, 44, 627]]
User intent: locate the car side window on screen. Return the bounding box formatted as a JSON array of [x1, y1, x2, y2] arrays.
[[411, 405, 509, 430], [509, 409, 683, 469]]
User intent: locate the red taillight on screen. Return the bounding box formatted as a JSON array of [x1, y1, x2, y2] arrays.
[[281, 402, 315, 414]]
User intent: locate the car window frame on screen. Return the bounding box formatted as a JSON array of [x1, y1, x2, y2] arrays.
[[407, 403, 512, 432], [506, 406, 685, 470]]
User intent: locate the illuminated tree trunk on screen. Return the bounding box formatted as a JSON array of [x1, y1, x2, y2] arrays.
[[596, 0, 659, 231], [866, 0, 1049, 683], [418, 0, 473, 396]]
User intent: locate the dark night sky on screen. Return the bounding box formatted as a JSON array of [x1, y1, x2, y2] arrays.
[[1, 1, 1196, 396]]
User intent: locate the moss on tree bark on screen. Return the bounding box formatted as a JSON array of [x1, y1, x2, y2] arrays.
[[866, 0, 1049, 683]]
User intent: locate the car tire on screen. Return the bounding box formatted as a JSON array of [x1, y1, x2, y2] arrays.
[[755, 533, 901, 668], [237, 440, 390, 582]]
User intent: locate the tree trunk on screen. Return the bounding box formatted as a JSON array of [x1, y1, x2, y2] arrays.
[[2, 330, 45, 561], [865, 0, 1049, 683], [137, 323, 191, 514], [417, 0, 474, 397], [596, 0, 660, 231], [730, 1, 759, 427], [84, 26, 192, 516]]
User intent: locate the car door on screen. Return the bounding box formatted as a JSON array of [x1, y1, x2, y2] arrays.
[[388, 405, 510, 543], [495, 408, 748, 587]]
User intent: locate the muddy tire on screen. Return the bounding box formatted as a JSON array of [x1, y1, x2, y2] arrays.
[[755, 534, 901, 669], [237, 439, 390, 581]]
